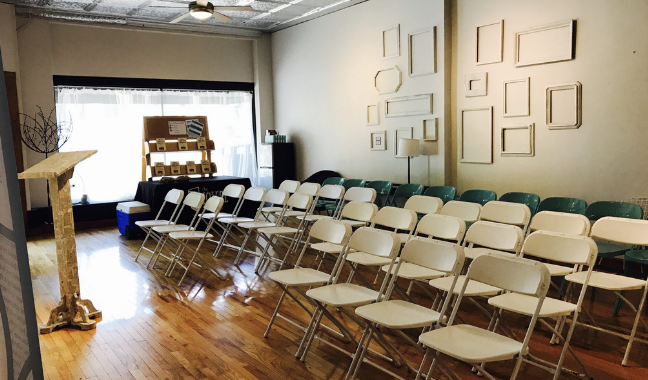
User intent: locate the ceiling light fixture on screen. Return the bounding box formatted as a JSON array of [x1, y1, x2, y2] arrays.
[[189, 2, 214, 20]]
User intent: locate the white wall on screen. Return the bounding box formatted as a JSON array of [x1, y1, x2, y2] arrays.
[[453, 0, 648, 203], [272, 0, 448, 185], [0, 4, 19, 73]]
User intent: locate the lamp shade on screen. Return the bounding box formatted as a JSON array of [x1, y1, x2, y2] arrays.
[[398, 138, 420, 157]]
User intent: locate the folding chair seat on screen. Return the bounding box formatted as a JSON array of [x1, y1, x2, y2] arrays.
[[423, 185, 456, 204], [458, 189, 496, 206], [417, 253, 551, 380], [201, 184, 245, 220], [325, 186, 377, 215], [134, 188, 184, 262], [499, 191, 541, 215], [261, 180, 300, 215], [439, 200, 481, 230], [461, 220, 524, 261], [296, 184, 345, 223], [479, 200, 531, 235], [296, 228, 401, 363], [565, 217, 648, 366], [265, 219, 353, 337], [347, 238, 464, 380], [390, 183, 423, 208], [528, 210, 591, 236]]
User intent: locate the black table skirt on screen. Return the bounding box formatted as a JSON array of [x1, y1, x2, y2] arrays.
[[134, 176, 255, 224]]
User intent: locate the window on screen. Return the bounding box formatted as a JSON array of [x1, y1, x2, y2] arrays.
[[55, 86, 257, 204]]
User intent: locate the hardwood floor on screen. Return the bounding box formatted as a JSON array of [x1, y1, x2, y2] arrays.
[[27, 227, 648, 380]]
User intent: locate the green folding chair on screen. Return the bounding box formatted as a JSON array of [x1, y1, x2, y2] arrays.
[[537, 197, 587, 215], [458, 189, 496, 206], [499, 192, 541, 215], [423, 186, 456, 204], [316, 177, 345, 210], [366, 180, 392, 208], [586, 201, 643, 259], [390, 183, 423, 208]]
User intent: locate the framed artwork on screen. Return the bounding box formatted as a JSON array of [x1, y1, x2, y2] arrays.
[[501, 123, 535, 157], [394, 127, 413, 157], [408, 27, 436, 77], [515, 19, 576, 67], [465, 72, 487, 97], [476, 20, 503, 65], [367, 104, 379, 126], [546, 81, 582, 129], [384, 94, 433, 118], [382, 24, 400, 59], [503, 77, 530, 117], [371, 130, 387, 151], [461, 107, 493, 164], [374, 66, 402, 94], [422, 118, 438, 141]]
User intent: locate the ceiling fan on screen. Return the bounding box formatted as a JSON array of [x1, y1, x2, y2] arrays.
[[168, 0, 254, 24]]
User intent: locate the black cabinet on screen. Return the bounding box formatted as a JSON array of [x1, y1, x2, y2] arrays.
[[258, 143, 296, 190]]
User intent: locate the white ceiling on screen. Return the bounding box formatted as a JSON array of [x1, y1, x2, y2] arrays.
[[3, 0, 368, 37]]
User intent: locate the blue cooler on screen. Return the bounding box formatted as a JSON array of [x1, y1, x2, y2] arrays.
[[116, 201, 151, 239]]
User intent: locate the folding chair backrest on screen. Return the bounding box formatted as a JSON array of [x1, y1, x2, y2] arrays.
[[222, 184, 245, 199], [244, 187, 267, 202], [423, 186, 456, 204], [296, 182, 321, 196], [322, 177, 344, 186], [537, 197, 587, 215], [264, 189, 289, 205], [287, 192, 313, 211], [278, 180, 300, 193], [529, 211, 590, 236], [164, 189, 184, 204], [590, 217, 648, 246], [309, 219, 353, 246], [480, 201, 531, 229], [522, 231, 597, 266], [465, 221, 524, 253], [318, 184, 345, 201], [400, 237, 464, 274], [585, 201, 643, 221], [347, 227, 401, 259], [499, 192, 540, 215], [344, 187, 377, 203], [458, 189, 497, 206], [203, 196, 225, 214], [343, 179, 366, 190], [416, 213, 466, 242], [340, 201, 378, 223], [372, 206, 417, 232], [404, 195, 442, 215], [467, 252, 550, 297], [440, 200, 482, 223], [391, 183, 424, 208], [184, 192, 206, 210]]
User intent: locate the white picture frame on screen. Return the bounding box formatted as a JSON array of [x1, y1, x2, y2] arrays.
[[422, 118, 438, 141], [503, 77, 530, 117], [394, 128, 413, 157], [382, 24, 400, 59], [384, 94, 433, 118], [374, 65, 402, 94], [465, 72, 487, 97], [501, 123, 535, 157], [514, 19, 576, 67], [408, 27, 437, 77], [546, 81, 582, 129], [476, 20, 503, 65], [371, 130, 387, 151], [461, 107, 493, 164], [366, 103, 379, 126]]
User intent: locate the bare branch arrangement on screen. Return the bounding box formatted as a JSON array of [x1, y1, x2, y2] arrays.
[[20, 106, 73, 157]]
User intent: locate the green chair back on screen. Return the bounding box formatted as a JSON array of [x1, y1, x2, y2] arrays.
[[366, 180, 393, 208], [499, 192, 541, 215], [423, 186, 456, 204], [322, 177, 345, 186], [391, 183, 424, 208], [458, 189, 497, 206], [537, 197, 587, 215], [342, 179, 366, 190], [585, 201, 643, 221]]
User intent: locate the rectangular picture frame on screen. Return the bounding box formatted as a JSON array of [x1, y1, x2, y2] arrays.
[[371, 130, 387, 151], [408, 27, 437, 77], [546, 81, 582, 129], [501, 123, 535, 157], [382, 24, 400, 59], [461, 106, 493, 164], [384, 93, 433, 118], [476, 20, 503, 65], [422, 118, 438, 141], [367, 103, 379, 126], [514, 19, 576, 67], [503, 77, 530, 117], [394, 127, 414, 157]]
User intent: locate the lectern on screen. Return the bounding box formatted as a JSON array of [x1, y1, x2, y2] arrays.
[[19, 150, 101, 333]]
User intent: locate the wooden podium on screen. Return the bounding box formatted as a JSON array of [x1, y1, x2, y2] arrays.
[[19, 150, 102, 333]]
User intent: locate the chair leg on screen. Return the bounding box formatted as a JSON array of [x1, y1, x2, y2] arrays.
[[134, 228, 152, 261], [622, 284, 648, 366], [347, 328, 374, 380], [264, 290, 287, 338], [345, 327, 371, 380], [295, 305, 322, 358]]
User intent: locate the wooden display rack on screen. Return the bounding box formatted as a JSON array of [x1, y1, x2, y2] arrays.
[[142, 116, 216, 180]]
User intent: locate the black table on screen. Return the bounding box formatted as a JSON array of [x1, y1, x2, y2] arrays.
[[134, 176, 255, 224]]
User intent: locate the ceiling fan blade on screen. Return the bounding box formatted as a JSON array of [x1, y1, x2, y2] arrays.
[[196, 0, 209, 6], [212, 6, 254, 11], [169, 12, 191, 23], [211, 11, 232, 23]]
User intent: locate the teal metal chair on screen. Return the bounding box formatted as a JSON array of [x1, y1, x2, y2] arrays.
[[585, 201, 643, 259], [537, 197, 587, 215], [316, 177, 345, 210], [423, 186, 456, 204], [390, 183, 423, 208], [458, 189, 496, 206], [366, 180, 393, 208], [499, 192, 541, 215]]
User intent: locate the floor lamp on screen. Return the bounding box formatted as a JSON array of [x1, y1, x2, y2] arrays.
[[398, 138, 419, 184]]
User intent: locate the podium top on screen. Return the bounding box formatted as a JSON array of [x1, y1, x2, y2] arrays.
[[18, 150, 97, 180]]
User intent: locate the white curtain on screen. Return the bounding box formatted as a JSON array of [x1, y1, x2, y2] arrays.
[[55, 87, 257, 204]]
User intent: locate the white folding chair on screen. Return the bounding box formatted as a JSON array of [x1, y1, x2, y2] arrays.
[[404, 195, 443, 217], [566, 217, 648, 365], [202, 184, 245, 221], [348, 238, 464, 380], [296, 227, 401, 363], [262, 181, 315, 219], [332, 187, 377, 218], [213, 187, 267, 258], [281, 182, 321, 218], [134, 188, 184, 262], [337, 200, 379, 228], [297, 184, 345, 222], [417, 252, 551, 380], [480, 200, 532, 235], [439, 200, 482, 230], [462, 220, 525, 261], [528, 210, 591, 236], [265, 219, 353, 338], [164, 196, 225, 286]]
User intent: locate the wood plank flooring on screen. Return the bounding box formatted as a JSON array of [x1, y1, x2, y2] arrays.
[[27, 227, 648, 380]]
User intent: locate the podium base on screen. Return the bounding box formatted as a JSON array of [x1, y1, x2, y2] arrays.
[[39, 293, 102, 334]]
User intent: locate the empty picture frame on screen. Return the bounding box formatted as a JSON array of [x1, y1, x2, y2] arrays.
[[422, 118, 438, 141], [367, 103, 379, 126], [515, 19, 576, 67], [394, 128, 413, 157], [465, 72, 487, 97], [501, 123, 535, 157], [384, 94, 433, 118], [503, 77, 530, 117], [546, 81, 582, 129], [476, 20, 503, 65], [461, 107, 493, 164], [408, 27, 437, 77], [375, 66, 402, 94], [382, 24, 400, 59], [371, 130, 387, 151]]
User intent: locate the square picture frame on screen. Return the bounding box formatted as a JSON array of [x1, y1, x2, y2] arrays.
[[465, 72, 487, 97], [501, 123, 535, 157], [371, 130, 387, 151]]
